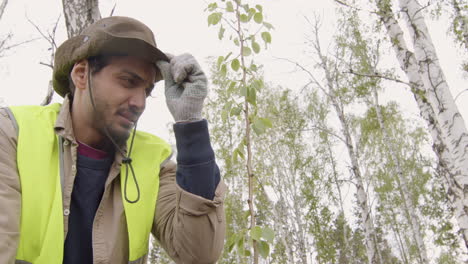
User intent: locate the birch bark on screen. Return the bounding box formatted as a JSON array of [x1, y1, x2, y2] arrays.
[[398, 0, 468, 249], [62, 0, 101, 38]]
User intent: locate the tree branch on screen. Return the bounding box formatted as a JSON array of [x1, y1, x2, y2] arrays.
[[0, 0, 8, 21], [343, 70, 411, 86]]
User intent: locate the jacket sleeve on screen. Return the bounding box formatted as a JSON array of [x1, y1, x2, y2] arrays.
[[152, 120, 227, 264], [0, 108, 21, 264]]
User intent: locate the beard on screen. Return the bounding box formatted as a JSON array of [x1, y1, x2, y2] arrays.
[[91, 96, 135, 147]]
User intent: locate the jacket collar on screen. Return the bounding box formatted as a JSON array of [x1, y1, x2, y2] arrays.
[[53, 95, 128, 162], [54, 95, 75, 144]]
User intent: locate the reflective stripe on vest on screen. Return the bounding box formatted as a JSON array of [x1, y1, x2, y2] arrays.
[[10, 103, 172, 263]]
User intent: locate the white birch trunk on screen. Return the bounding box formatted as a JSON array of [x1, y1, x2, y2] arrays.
[[62, 0, 101, 38], [375, 0, 466, 249], [398, 0, 468, 249], [335, 103, 378, 264], [371, 86, 428, 263]]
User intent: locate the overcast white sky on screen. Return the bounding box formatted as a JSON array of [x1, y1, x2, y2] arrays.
[[0, 0, 466, 142]]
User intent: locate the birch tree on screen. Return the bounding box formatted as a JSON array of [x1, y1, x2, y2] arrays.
[[339, 12, 430, 262], [373, 0, 468, 249], [301, 15, 382, 264], [62, 0, 101, 38], [41, 0, 101, 105]]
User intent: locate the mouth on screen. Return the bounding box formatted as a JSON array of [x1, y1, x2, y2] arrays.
[[117, 111, 138, 128]]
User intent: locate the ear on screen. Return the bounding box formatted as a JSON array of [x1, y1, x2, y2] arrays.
[[70, 60, 88, 91]]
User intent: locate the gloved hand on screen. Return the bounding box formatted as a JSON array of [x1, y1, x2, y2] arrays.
[[156, 53, 208, 122]]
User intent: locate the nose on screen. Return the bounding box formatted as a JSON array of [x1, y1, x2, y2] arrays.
[[128, 88, 146, 113]]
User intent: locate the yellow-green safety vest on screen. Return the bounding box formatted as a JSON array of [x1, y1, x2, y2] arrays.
[[9, 103, 171, 264]]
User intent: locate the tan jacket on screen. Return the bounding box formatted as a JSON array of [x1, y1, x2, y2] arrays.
[[0, 97, 227, 264]]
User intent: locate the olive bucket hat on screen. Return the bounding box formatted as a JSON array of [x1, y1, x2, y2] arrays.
[[53, 16, 169, 97]]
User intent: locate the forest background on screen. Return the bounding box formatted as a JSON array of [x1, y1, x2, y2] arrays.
[[1, 0, 467, 263]]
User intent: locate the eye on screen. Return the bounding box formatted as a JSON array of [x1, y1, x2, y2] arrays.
[[119, 76, 137, 87]]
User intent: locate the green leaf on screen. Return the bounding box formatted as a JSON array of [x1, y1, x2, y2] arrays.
[[262, 226, 275, 243], [224, 51, 233, 61], [223, 101, 233, 111], [231, 59, 240, 71], [252, 117, 271, 134], [228, 81, 237, 92], [258, 241, 270, 258], [250, 63, 258, 72], [252, 79, 264, 90], [230, 106, 242, 117], [220, 64, 227, 77], [240, 14, 249, 23], [221, 110, 228, 122], [227, 233, 237, 252], [217, 56, 224, 69], [208, 12, 222, 26], [236, 145, 245, 159], [218, 26, 225, 40], [261, 118, 272, 128], [255, 4, 263, 12], [226, 1, 234, 12], [242, 47, 252, 56], [250, 226, 262, 241], [237, 236, 245, 256], [263, 22, 274, 30], [254, 13, 263, 23], [261, 32, 272, 44], [252, 41, 260, 53], [247, 86, 257, 105], [207, 2, 218, 11], [234, 38, 240, 46], [242, 4, 250, 13], [232, 149, 238, 163], [240, 85, 247, 96], [252, 123, 263, 135]]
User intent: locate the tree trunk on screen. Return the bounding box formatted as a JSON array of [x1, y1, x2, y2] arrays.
[[398, 0, 468, 250], [335, 102, 378, 264], [62, 0, 101, 38], [374, 0, 468, 250]]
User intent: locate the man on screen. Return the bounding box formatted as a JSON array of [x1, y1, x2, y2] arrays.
[[0, 16, 226, 264]]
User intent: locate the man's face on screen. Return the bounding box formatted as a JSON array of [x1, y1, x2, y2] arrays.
[[87, 56, 156, 145]]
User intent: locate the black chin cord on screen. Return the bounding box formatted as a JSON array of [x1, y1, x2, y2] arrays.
[[87, 66, 140, 204]]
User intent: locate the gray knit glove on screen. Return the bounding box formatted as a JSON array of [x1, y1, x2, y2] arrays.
[[156, 53, 208, 122]]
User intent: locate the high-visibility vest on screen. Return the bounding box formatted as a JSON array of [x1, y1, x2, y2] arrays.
[[9, 103, 172, 264]]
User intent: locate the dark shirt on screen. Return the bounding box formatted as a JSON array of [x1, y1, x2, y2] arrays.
[[63, 149, 112, 264]]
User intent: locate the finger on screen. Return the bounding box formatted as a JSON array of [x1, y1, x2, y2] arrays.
[[171, 54, 198, 84], [155, 60, 175, 86]]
